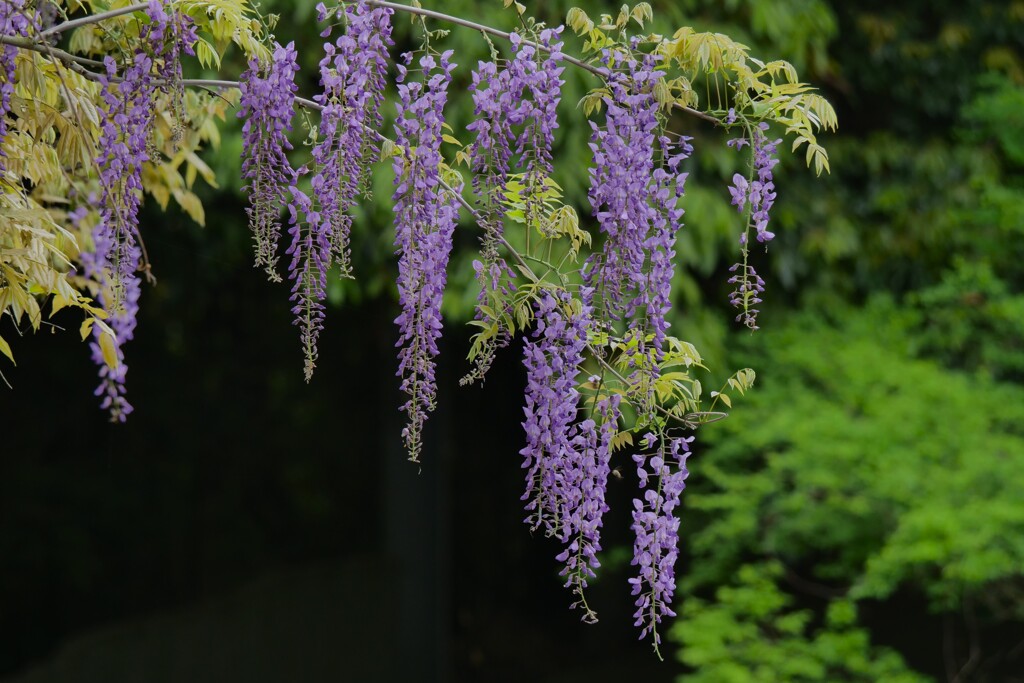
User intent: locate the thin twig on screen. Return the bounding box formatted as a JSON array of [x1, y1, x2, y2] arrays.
[[34, 0, 721, 125], [41, 2, 146, 37], [364, 0, 719, 125]]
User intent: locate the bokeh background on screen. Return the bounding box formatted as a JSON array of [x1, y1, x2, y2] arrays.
[[2, 0, 1024, 681]]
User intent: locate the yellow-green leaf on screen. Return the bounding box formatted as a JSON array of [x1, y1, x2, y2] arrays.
[[0, 335, 14, 365], [98, 330, 119, 369]]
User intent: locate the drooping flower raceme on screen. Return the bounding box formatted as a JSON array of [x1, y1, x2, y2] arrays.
[[727, 122, 781, 329], [74, 201, 140, 423], [392, 51, 460, 463], [727, 121, 780, 245], [728, 263, 765, 330], [464, 59, 518, 384], [508, 28, 565, 228], [81, 1, 187, 420], [629, 432, 692, 651], [645, 134, 693, 354], [463, 28, 565, 384], [520, 289, 589, 536], [94, 52, 156, 307], [284, 186, 331, 382], [583, 54, 662, 324], [557, 393, 621, 622], [146, 0, 198, 141], [583, 53, 691, 414], [520, 290, 623, 620], [239, 42, 301, 281], [312, 0, 393, 276]]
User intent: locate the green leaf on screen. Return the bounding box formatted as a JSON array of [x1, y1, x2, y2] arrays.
[[98, 330, 119, 369], [0, 335, 14, 365]]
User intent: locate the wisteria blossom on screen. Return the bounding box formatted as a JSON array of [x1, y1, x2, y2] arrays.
[[520, 289, 589, 535], [557, 393, 621, 622], [81, 1, 191, 419], [285, 187, 330, 381], [583, 52, 661, 323], [508, 28, 565, 226], [239, 42, 301, 281], [728, 262, 766, 330], [312, 0, 393, 275], [146, 0, 197, 139], [645, 134, 693, 353], [74, 202, 139, 423], [727, 122, 781, 329], [463, 28, 565, 383], [582, 51, 691, 416], [727, 121, 781, 244], [630, 432, 693, 652], [392, 50, 460, 463]]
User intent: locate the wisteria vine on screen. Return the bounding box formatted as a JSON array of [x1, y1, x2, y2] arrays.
[[392, 49, 460, 463], [312, 0, 393, 277], [78, 0, 196, 419], [0, 0, 837, 656]]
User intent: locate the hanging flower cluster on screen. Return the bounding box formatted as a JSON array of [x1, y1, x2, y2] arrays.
[[238, 42, 301, 281], [392, 50, 460, 463], [646, 134, 693, 353], [727, 121, 782, 330], [0, 0, 30, 169], [284, 186, 331, 381], [146, 0, 198, 140], [556, 394, 620, 621], [312, 0, 393, 276], [584, 54, 662, 324], [74, 200, 140, 423], [509, 28, 565, 225], [463, 28, 566, 384], [81, 0, 193, 420], [520, 290, 622, 621], [728, 121, 781, 245], [728, 263, 766, 330], [520, 289, 590, 535], [582, 51, 692, 418], [629, 432, 692, 648]]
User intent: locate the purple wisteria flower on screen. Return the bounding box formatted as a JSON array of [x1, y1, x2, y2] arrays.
[[74, 201, 140, 423], [463, 28, 565, 384], [557, 393, 621, 622], [726, 122, 781, 329], [284, 186, 330, 381], [94, 54, 154, 306], [464, 58, 518, 378], [728, 262, 765, 330], [646, 134, 693, 353], [508, 28, 565, 226], [582, 52, 691, 410], [0, 0, 31, 170], [520, 288, 589, 536], [239, 42, 301, 281], [80, 1, 198, 420], [630, 432, 693, 652], [312, 0, 393, 276], [583, 53, 661, 323], [146, 0, 198, 138], [727, 122, 780, 244], [392, 50, 460, 463]]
